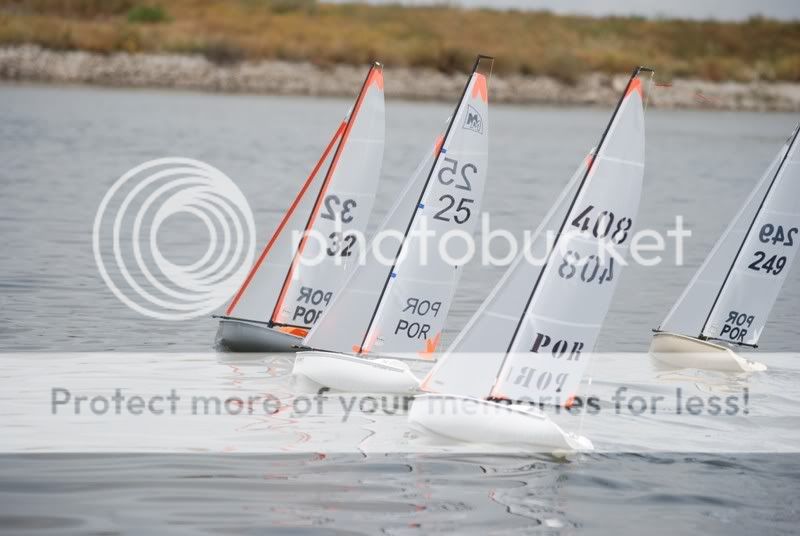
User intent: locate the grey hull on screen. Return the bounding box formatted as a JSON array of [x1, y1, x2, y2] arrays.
[[215, 318, 305, 352]]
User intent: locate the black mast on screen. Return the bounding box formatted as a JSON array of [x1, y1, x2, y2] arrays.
[[697, 122, 800, 344], [355, 55, 494, 353], [492, 66, 654, 396], [269, 62, 382, 327]]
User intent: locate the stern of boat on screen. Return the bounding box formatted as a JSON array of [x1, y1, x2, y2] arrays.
[[215, 317, 304, 352], [649, 332, 766, 372], [293, 351, 421, 393], [408, 394, 593, 455]]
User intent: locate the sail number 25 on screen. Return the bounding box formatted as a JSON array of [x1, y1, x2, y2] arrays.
[[433, 157, 476, 224]]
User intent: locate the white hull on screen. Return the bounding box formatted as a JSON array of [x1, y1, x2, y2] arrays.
[[649, 332, 766, 372], [408, 394, 593, 455], [215, 318, 304, 352], [293, 351, 421, 393]]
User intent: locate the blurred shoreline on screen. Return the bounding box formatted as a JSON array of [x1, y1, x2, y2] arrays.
[[2, 45, 799, 111]]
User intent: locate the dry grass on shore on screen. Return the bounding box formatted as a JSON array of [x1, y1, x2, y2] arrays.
[[1, 0, 799, 83]]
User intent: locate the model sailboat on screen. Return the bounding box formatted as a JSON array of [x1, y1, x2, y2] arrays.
[[292, 55, 494, 392], [216, 63, 385, 351], [409, 67, 653, 452], [651, 123, 800, 372]]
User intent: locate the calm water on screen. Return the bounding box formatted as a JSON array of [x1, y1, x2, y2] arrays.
[[1, 83, 799, 533]]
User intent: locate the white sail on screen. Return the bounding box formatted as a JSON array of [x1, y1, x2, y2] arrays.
[[699, 125, 800, 346], [418, 69, 649, 404], [492, 73, 647, 403], [225, 64, 385, 328], [303, 149, 435, 354], [304, 56, 493, 357], [362, 59, 491, 358], [224, 122, 344, 322], [658, 135, 790, 339], [420, 151, 591, 397]]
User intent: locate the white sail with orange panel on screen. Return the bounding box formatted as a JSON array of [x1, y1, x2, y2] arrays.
[[301, 148, 436, 355], [408, 68, 652, 454], [224, 121, 345, 325], [223, 63, 385, 335], [419, 67, 650, 405], [491, 70, 648, 403], [420, 149, 591, 397], [303, 55, 493, 359]]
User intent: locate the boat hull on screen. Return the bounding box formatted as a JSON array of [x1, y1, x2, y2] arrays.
[[408, 394, 593, 454], [215, 318, 304, 352], [293, 351, 421, 393], [649, 332, 766, 372]]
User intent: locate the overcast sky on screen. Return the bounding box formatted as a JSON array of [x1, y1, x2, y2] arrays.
[[326, 0, 800, 21]]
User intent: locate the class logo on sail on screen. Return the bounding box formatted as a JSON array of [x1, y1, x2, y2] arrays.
[[463, 105, 483, 134]]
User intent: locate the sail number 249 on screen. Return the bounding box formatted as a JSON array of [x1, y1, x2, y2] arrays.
[[748, 223, 797, 275], [433, 157, 476, 224]]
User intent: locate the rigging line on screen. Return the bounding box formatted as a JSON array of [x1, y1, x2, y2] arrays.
[[698, 121, 800, 339], [225, 120, 346, 317], [355, 55, 493, 355], [270, 62, 381, 325], [491, 66, 651, 399], [577, 376, 592, 439], [703, 336, 758, 349]]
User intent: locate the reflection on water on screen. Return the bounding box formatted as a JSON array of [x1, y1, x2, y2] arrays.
[[1, 83, 799, 532], [0, 452, 797, 533]]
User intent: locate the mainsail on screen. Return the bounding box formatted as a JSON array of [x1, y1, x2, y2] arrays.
[[420, 151, 591, 397], [422, 67, 651, 404], [224, 63, 385, 330], [304, 55, 493, 358], [658, 123, 800, 347]]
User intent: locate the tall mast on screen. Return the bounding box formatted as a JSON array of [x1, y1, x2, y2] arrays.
[[698, 123, 800, 345], [355, 55, 494, 354], [270, 62, 383, 326]]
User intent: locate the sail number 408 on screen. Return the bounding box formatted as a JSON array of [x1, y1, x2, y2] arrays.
[[571, 205, 632, 244], [558, 251, 615, 284], [433, 157, 476, 224]]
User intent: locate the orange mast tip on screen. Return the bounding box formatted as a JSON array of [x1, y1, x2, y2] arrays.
[[625, 77, 643, 98], [369, 69, 385, 90], [471, 74, 488, 103], [270, 60, 379, 323], [626, 65, 655, 98]]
